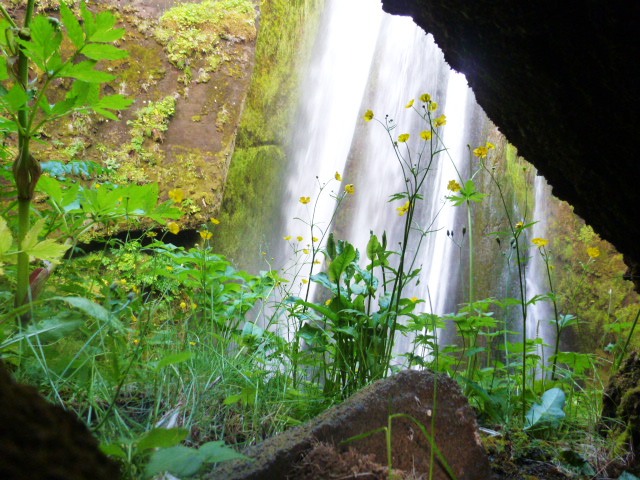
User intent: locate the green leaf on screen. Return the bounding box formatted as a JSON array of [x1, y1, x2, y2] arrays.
[[136, 428, 188, 453], [82, 43, 128, 60], [0, 56, 8, 81], [81, 2, 97, 39], [24, 238, 70, 262], [100, 443, 127, 460], [2, 83, 29, 112], [60, 61, 114, 83], [95, 94, 134, 111], [91, 11, 125, 42], [525, 387, 566, 431], [144, 446, 203, 478], [154, 351, 195, 371], [60, 2, 85, 49], [328, 242, 357, 283], [53, 296, 111, 322], [0, 217, 12, 256], [198, 441, 249, 463]]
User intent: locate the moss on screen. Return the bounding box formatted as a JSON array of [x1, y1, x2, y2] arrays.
[[155, 0, 256, 70]]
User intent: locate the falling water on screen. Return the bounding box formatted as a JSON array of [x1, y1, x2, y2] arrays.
[[525, 175, 555, 365]]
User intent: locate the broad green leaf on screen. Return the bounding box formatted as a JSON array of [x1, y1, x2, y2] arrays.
[[0, 56, 7, 81], [154, 351, 195, 371], [100, 443, 127, 460], [60, 2, 85, 49], [525, 387, 566, 431], [54, 296, 111, 322], [328, 242, 356, 283], [82, 43, 128, 60], [81, 2, 97, 39], [95, 94, 133, 110], [24, 238, 70, 262], [91, 11, 125, 42], [21, 218, 47, 252], [60, 61, 114, 83], [0, 217, 12, 255], [92, 107, 118, 120], [136, 428, 188, 453], [144, 446, 203, 478], [198, 441, 249, 463], [3, 83, 29, 111]]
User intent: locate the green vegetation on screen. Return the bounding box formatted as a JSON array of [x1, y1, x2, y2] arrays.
[[155, 0, 256, 71]]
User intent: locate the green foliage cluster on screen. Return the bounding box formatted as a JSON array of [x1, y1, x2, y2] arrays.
[[155, 0, 256, 71]]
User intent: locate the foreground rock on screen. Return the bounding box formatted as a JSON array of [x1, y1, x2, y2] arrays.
[[600, 351, 640, 476], [0, 360, 121, 480], [208, 369, 492, 479]]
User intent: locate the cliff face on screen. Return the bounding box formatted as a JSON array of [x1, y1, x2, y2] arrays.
[[23, 0, 259, 231], [380, 1, 640, 289]]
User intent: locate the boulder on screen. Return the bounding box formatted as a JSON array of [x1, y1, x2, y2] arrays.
[[0, 360, 121, 480], [208, 369, 493, 479]]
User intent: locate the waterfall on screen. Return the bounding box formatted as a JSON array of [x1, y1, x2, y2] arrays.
[[525, 175, 555, 365]]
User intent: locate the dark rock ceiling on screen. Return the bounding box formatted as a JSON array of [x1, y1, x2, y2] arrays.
[[381, 0, 640, 289]]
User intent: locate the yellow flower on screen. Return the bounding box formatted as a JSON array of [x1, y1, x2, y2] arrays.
[[447, 180, 462, 192], [434, 115, 446, 127], [210, 217, 221, 225], [167, 222, 180, 234], [364, 109, 374, 122], [396, 200, 410, 216], [189, 341, 196, 346], [405, 99, 415, 108], [325, 298, 332, 306], [199, 230, 213, 240], [587, 246, 601, 258], [335, 172, 342, 181], [168, 188, 185, 203], [398, 133, 410, 143], [301, 278, 309, 284], [532, 237, 549, 247], [312, 236, 319, 243], [515, 221, 524, 229], [180, 301, 187, 310], [299, 196, 311, 204], [473, 146, 489, 158], [345, 184, 355, 194], [296, 236, 304, 242], [313, 259, 321, 265], [486, 142, 495, 150], [303, 248, 310, 255], [119, 279, 127, 285], [420, 93, 431, 102], [283, 235, 292, 241], [429, 101, 438, 111], [166, 265, 174, 271], [410, 297, 419, 303], [133, 338, 140, 345], [191, 303, 197, 310], [420, 130, 432, 141]]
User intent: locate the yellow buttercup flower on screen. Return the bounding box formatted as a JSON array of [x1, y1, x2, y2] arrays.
[[167, 222, 180, 234], [283, 235, 292, 241], [301, 278, 309, 284], [345, 184, 355, 194], [587, 246, 601, 258], [297, 236, 304, 242], [429, 101, 438, 111], [302, 248, 310, 255], [168, 188, 185, 203], [420, 130, 432, 141], [199, 230, 213, 240], [515, 221, 524, 229], [398, 133, 410, 143], [447, 180, 462, 192], [312, 236, 319, 243], [486, 142, 495, 150], [532, 237, 549, 247], [410, 297, 419, 303], [420, 93, 431, 102], [335, 172, 342, 181], [180, 301, 187, 310], [434, 115, 446, 127], [210, 217, 221, 225], [396, 201, 410, 216], [405, 99, 414, 109], [473, 146, 489, 158], [299, 196, 311, 204], [364, 109, 374, 122]]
